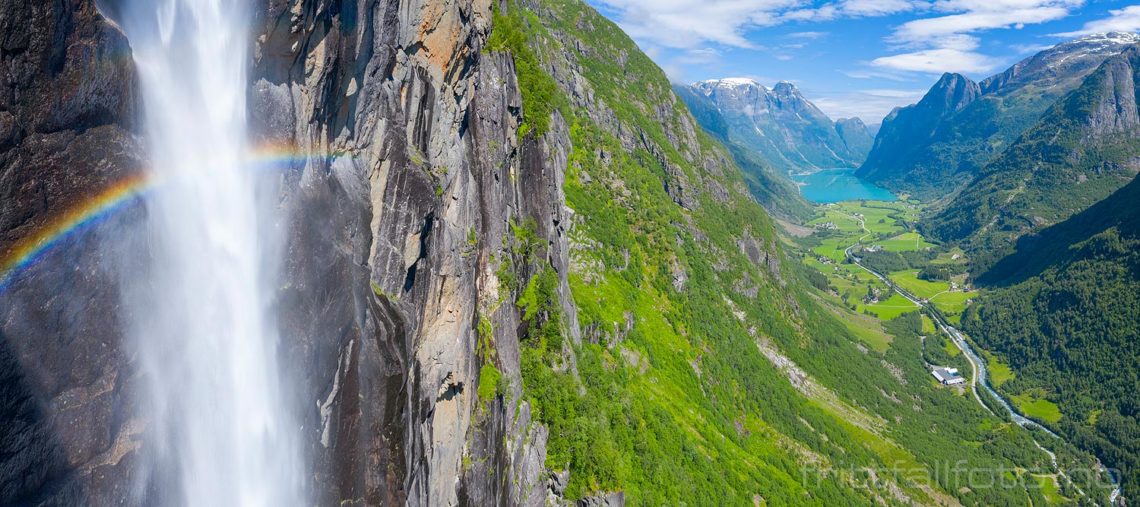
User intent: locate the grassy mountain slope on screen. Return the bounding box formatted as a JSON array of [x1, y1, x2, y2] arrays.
[[963, 175, 1140, 498], [926, 46, 1140, 274], [495, 1, 1065, 503], [673, 84, 813, 222]]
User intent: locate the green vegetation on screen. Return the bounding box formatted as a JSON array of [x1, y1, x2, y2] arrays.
[[962, 176, 1140, 498], [879, 232, 936, 252], [891, 269, 948, 299], [1011, 392, 1063, 424], [478, 363, 503, 403], [486, 2, 563, 138], [982, 350, 1013, 387], [927, 49, 1140, 276], [1031, 474, 1068, 505], [485, 0, 1115, 503]]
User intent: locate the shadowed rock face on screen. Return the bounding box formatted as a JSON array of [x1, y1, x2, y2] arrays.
[[0, 0, 144, 504], [1, 0, 569, 504]]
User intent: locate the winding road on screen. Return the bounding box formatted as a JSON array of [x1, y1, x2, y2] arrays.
[[839, 215, 1122, 504]]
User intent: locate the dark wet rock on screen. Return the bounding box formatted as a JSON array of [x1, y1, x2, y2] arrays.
[[0, 0, 143, 504]]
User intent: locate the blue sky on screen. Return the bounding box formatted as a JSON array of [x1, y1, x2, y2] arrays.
[[584, 1, 1140, 123]]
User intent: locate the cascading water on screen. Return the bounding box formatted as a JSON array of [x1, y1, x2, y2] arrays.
[[114, 0, 304, 504]]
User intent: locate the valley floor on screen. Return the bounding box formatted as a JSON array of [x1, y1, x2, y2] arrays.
[[784, 199, 1121, 506]]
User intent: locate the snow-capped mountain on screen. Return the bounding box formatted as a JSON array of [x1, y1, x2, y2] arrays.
[[858, 32, 1140, 199], [683, 78, 872, 173]]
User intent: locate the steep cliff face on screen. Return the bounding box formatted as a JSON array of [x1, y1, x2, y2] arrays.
[[0, 1, 144, 504], [856, 72, 980, 195], [1, 0, 563, 504], [249, 0, 574, 504]]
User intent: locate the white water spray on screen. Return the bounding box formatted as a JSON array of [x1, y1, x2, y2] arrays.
[[117, 0, 304, 504]]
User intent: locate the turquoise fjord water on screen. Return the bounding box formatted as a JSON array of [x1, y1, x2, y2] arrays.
[[793, 168, 896, 203]]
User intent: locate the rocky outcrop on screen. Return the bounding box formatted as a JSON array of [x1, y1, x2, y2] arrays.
[[861, 72, 979, 166], [1083, 47, 1140, 139], [0, 0, 144, 504], [1, 0, 576, 504], [249, 0, 577, 504]]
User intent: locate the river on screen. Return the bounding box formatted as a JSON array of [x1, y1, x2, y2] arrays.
[[841, 217, 1122, 504]]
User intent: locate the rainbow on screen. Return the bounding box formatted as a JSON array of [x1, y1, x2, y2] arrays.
[[0, 172, 151, 291], [0, 143, 360, 292]]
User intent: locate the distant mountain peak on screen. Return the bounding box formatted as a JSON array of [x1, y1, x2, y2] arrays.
[[1066, 31, 1140, 46], [697, 77, 764, 89], [686, 77, 871, 172], [983, 32, 1140, 94], [925, 72, 981, 113]]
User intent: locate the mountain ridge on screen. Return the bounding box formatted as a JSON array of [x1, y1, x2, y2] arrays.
[[926, 43, 1140, 273], [858, 32, 1140, 199], [686, 77, 873, 174]]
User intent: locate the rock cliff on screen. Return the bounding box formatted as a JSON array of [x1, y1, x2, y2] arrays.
[[1, 0, 567, 504], [0, 0, 144, 504]]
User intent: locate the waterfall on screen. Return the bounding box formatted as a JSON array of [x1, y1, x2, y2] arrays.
[[115, 0, 304, 504]]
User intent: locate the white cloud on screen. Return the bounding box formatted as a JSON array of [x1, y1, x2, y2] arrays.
[[812, 88, 929, 122], [892, 4, 1075, 43], [841, 0, 920, 16], [591, 0, 922, 49], [676, 47, 724, 65], [1054, 5, 1140, 37], [869, 0, 1083, 74], [787, 31, 829, 39], [781, 0, 920, 22], [592, 0, 806, 49], [870, 47, 1000, 73], [1009, 42, 1053, 54]]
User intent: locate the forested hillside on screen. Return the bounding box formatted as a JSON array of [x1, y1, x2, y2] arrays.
[[859, 33, 1140, 200], [500, 0, 1069, 503], [964, 175, 1140, 499]]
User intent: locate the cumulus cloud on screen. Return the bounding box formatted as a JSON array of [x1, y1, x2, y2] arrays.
[[1054, 5, 1140, 37], [591, 0, 806, 49], [870, 0, 1084, 73], [591, 0, 922, 49], [892, 3, 1077, 44]]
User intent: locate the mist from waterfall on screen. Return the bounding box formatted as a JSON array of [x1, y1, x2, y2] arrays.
[[115, 0, 304, 504]]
